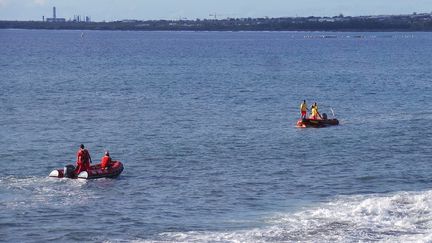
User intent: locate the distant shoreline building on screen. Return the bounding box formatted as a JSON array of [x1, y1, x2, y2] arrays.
[[72, 15, 91, 22], [42, 6, 91, 23], [46, 6, 66, 22]]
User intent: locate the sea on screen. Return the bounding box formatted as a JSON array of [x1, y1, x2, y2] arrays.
[[0, 29, 431, 242]]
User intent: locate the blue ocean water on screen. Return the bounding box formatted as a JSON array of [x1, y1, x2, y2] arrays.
[[0, 29, 432, 242]]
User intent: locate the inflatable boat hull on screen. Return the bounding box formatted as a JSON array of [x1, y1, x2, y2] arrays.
[[49, 161, 124, 179], [296, 118, 339, 128]]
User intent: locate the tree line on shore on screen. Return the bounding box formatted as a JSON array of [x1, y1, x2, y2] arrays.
[[1, 14, 432, 31]]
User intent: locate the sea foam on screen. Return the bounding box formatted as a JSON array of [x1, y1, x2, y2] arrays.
[[153, 190, 432, 242]]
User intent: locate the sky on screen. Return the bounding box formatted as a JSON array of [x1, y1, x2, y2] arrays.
[[0, 0, 431, 21]]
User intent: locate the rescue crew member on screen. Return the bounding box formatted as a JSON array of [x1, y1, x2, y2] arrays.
[[300, 100, 308, 119], [310, 102, 322, 120], [100, 151, 112, 170], [75, 144, 91, 174]]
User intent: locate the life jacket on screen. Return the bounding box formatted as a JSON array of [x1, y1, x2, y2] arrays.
[[311, 104, 319, 113], [101, 155, 112, 169], [77, 149, 90, 164], [311, 107, 318, 116]]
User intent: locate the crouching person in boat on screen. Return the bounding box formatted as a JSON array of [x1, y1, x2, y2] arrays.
[[100, 151, 112, 170], [75, 144, 92, 175], [309, 102, 322, 120]]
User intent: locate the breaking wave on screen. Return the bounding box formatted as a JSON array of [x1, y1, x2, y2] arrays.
[[153, 190, 432, 242]]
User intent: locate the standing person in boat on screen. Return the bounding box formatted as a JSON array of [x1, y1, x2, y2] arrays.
[[100, 151, 112, 170], [310, 102, 322, 120], [300, 100, 308, 119], [75, 144, 92, 175]]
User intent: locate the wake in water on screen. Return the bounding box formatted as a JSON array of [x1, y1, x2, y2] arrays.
[[154, 190, 432, 242], [0, 176, 91, 209]]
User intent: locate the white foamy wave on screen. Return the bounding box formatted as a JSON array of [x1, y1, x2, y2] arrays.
[[152, 190, 432, 242]]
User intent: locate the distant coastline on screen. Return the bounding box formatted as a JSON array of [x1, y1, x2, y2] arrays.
[[1, 13, 432, 31]]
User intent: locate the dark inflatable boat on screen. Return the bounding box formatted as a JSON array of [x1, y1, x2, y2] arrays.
[[296, 113, 339, 128], [296, 118, 339, 128]]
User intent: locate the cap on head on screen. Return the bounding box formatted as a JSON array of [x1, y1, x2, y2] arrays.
[[105, 151, 110, 156], [80, 144, 84, 149]]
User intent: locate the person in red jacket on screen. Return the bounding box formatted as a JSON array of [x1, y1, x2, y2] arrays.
[[75, 144, 92, 175], [100, 151, 112, 169]]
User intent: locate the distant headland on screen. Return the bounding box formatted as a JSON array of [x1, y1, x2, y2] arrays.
[[1, 12, 432, 32]]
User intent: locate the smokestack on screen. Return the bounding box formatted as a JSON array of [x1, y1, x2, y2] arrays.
[[53, 6, 56, 19]]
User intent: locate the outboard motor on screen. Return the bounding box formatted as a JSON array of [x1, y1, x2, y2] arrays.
[[322, 113, 328, 120], [64, 164, 76, 178]]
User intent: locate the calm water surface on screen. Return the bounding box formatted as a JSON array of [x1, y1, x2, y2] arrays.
[[0, 30, 432, 242]]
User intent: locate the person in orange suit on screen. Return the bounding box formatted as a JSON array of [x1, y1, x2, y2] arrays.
[[75, 144, 91, 175], [100, 151, 112, 170]]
